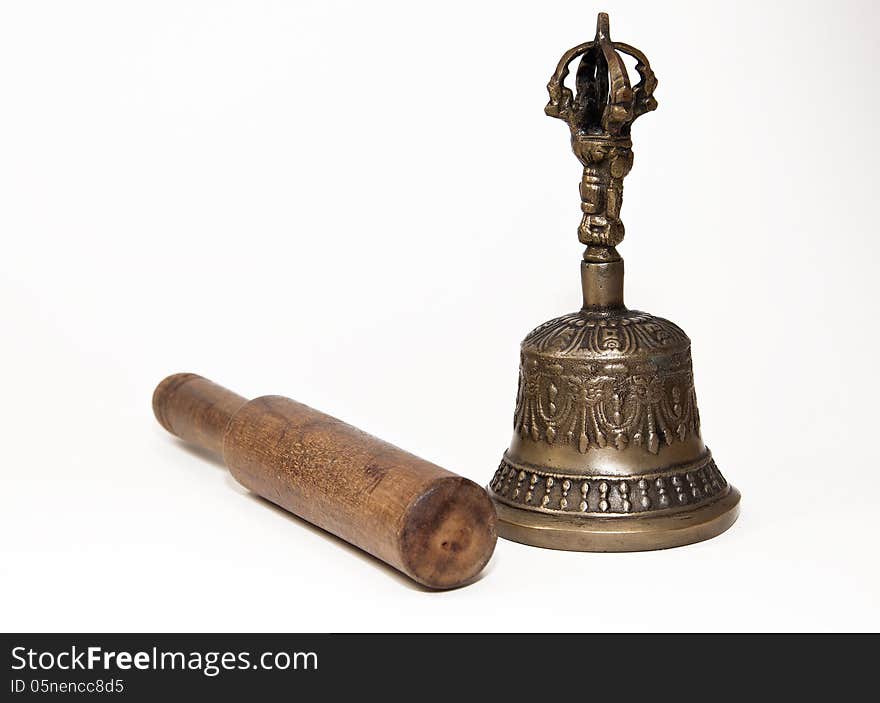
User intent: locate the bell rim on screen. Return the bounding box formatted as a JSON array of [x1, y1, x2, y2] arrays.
[[491, 485, 740, 552]]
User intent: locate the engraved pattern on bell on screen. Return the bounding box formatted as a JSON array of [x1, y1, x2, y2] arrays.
[[488, 13, 739, 552]]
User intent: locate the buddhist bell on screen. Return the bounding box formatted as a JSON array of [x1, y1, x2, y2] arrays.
[[487, 13, 740, 551]]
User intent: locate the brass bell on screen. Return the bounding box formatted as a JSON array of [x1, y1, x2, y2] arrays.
[[488, 13, 740, 551]]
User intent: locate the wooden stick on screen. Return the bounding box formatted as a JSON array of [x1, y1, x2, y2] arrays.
[[153, 373, 497, 589]]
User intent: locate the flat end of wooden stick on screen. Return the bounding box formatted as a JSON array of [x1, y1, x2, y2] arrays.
[[400, 477, 498, 590]]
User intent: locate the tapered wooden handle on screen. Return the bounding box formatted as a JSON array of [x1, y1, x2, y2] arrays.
[[153, 373, 247, 455], [153, 373, 497, 589]]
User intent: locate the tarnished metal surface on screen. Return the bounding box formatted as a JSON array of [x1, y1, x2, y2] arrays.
[[489, 14, 740, 551]]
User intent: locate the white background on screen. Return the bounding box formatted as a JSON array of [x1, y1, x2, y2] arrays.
[[2, 0, 878, 632]]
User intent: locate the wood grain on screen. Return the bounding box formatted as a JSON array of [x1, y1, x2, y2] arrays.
[[153, 373, 497, 589]]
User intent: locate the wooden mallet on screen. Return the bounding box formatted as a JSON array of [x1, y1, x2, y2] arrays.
[[153, 373, 497, 589]]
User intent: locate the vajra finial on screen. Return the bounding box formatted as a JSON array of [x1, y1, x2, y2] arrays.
[[546, 12, 657, 262]]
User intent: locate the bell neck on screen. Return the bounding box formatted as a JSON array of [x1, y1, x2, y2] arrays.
[[581, 250, 625, 311]]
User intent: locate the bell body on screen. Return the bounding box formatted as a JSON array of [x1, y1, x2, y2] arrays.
[[489, 260, 740, 551], [491, 13, 739, 550]]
